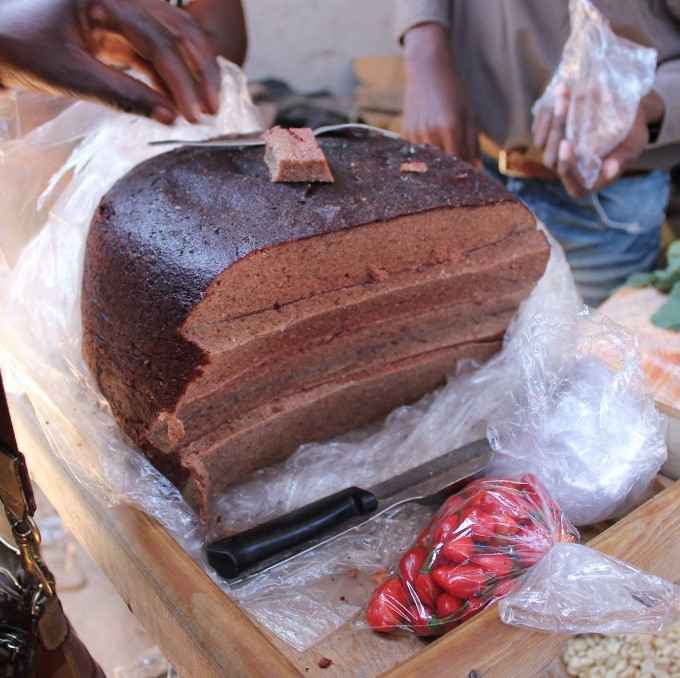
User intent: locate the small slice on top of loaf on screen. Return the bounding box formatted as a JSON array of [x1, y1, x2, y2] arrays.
[[264, 126, 334, 183], [82, 129, 549, 522]]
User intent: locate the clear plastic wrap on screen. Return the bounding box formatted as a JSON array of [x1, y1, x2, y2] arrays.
[[363, 476, 578, 636], [499, 543, 680, 635], [532, 0, 658, 189], [0, 65, 667, 652], [488, 298, 668, 527]]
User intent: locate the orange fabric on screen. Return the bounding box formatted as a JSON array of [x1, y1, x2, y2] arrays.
[[599, 287, 680, 408]]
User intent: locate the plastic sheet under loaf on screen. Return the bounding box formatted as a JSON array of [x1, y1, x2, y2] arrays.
[[0, 62, 667, 651]]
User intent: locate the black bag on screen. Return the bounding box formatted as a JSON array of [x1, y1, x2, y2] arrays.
[[0, 372, 104, 677]]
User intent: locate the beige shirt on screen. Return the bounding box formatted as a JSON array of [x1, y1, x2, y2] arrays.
[[395, 0, 680, 170]]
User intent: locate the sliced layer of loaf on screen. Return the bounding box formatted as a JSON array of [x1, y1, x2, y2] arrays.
[[82, 129, 549, 519], [179, 339, 503, 514]]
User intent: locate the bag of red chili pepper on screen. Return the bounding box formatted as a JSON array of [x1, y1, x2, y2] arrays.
[[365, 474, 578, 636]]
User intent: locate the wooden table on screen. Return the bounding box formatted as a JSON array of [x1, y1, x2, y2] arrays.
[[9, 390, 680, 678]]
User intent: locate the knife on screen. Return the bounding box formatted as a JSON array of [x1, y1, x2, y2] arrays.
[[207, 438, 493, 585], [148, 123, 402, 149]]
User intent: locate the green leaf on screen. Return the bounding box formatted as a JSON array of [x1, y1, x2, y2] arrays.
[[666, 241, 680, 267], [626, 241, 680, 292], [670, 280, 680, 300], [428, 614, 443, 628], [627, 272, 655, 288], [653, 268, 680, 293], [651, 282, 680, 331]]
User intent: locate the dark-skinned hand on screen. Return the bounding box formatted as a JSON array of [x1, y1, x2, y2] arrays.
[[0, 0, 222, 124], [533, 83, 666, 198], [402, 23, 480, 166]]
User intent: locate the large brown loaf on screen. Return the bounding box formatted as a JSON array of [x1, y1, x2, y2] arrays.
[[82, 130, 549, 520]]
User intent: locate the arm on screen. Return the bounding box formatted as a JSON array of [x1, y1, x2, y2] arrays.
[[0, 0, 222, 123], [186, 0, 247, 67], [397, 1, 480, 163]]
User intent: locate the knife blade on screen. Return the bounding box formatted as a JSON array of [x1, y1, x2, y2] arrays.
[[148, 123, 402, 149], [207, 438, 493, 585]]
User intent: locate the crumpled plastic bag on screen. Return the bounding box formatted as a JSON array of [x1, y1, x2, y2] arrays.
[[532, 0, 658, 188], [499, 543, 680, 635], [488, 310, 667, 527]]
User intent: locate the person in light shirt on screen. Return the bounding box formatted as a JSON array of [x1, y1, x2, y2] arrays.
[[397, 0, 680, 305]]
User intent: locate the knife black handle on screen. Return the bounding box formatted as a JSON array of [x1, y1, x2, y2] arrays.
[[206, 487, 378, 579]]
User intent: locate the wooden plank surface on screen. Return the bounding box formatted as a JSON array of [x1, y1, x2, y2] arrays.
[[8, 392, 300, 678], [385, 478, 680, 678], [276, 617, 424, 677], [9, 381, 680, 678]]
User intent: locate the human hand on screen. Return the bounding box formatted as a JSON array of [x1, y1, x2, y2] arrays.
[[0, 0, 222, 124], [402, 23, 480, 165], [533, 84, 665, 198], [184, 0, 247, 67]]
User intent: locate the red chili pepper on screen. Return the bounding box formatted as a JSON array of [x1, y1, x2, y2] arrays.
[[435, 593, 465, 619], [415, 525, 431, 548], [461, 595, 488, 621], [407, 605, 440, 637], [399, 545, 428, 584], [521, 473, 547, 495], [491, 578, 518, 598], [438, 493, 466, 516], [459, 479, 486, 498], [471, 554, 514, 578], [513, 526, 552, 567], [366, 577, 409, 632], [431, 564, 490, 599], [486, 487, 534, 522], [474, 490, 501, 513], [458, 508, 496, 541], [421, 546, 439, 573], [412, 571, 440, 608], [519, 473, 552, 511], [431, 512, 461, 545], [440, 534, 475, 564], [494, 512, 521, 537]]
